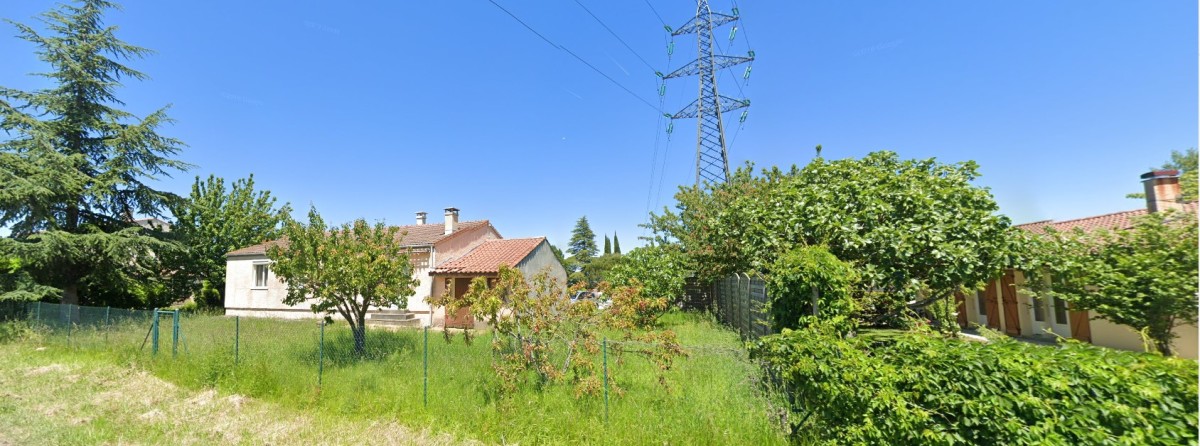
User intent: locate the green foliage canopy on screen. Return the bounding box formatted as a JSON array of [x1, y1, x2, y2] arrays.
[[648, 151, 1017, 324], [0, 0, 189, 305], [607, 244, 689, 304], [168, 174, 290, 307], [567, 216, 597, 262], [268, 207, 417, 355]]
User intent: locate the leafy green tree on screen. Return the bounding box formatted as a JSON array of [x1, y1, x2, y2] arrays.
[[0, 257, 59, 302], [580, 253, 622, 288], [168, 174, 290, 307], [1024, 210, 1198, 356], [0, 0, 189, 306], [612, 232, 621, 254], [603, 235, 612, 255], [647, 151, 1017, 327], [1129, 148, 1197, 201], [607, 244, 688, 304], [567, 216, 598, 262], [268, 207, 418, 355]]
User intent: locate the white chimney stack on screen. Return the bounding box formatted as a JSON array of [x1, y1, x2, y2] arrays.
[[415, 211, 427, 225], [1141, 170, 1183, 212], [444, 207, 459, 234]]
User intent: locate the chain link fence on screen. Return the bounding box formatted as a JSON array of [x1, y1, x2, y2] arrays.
[[1, 300, 758, 420]]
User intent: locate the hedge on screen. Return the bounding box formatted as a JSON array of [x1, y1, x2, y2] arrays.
[[751, 327, 1198, 445]]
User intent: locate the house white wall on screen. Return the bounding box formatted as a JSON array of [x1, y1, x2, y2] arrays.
[[515, 240, 569, 289], [225, 255, 322, 319], [1090, 317, 1198, 359], [224, 253, 427, 321], [960, 272, 1198, 360]]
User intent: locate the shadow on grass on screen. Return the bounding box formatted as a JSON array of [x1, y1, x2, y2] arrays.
[[304, 328, 420, 367]]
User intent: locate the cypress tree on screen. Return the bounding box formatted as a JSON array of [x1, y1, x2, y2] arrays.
[[613, 232, 621, 254], [604, 235, 612, 255], [0, 0, 190, 306]]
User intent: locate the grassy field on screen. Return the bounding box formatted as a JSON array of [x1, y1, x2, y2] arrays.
[[4, 311, 787, 445]]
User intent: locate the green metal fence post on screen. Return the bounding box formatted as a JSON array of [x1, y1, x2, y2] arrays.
[[65, 305, 72, 348], [103, 306, 111, 344], [423, 325, 429, 408], [235, 316, 240, 365], [172, 310, 180, 358], [603, 337, 609, 423], [318, 320, 325, 387], [151, 309, 160, 356]]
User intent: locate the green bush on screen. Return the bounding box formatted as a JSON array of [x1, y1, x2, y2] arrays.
[[764, 245, 858, 333], [751, 326, 1199, 445], [0, 321, 37, 344]]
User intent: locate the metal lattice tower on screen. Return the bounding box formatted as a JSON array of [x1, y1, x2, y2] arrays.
[[664, 0, 753, 185]]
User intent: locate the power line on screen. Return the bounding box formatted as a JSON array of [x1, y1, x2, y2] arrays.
[[485, 0, 660, 112], [573, 0, 657, 73], [643, 0, 668, 26]]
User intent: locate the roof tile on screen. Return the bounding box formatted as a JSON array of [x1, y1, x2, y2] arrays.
[[430, 237, 546, 275], [1015, 202, 1197, 235], [226, 220, 491, 257]]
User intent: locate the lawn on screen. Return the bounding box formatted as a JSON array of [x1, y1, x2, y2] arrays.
[[4, 310, 787, 445]]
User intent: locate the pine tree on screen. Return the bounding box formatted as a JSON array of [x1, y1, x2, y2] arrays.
[[0, 0, 189, 306], [613, 232, 621, 254], [567, 216, 598, 262], [604, 235, 612, 255]]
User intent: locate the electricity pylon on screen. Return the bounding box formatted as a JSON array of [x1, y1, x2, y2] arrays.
[[663, 0, 753, 186]]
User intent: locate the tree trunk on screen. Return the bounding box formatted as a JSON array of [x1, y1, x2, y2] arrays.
[[353, 323, 366, 356], [62, 283, 79, 306]]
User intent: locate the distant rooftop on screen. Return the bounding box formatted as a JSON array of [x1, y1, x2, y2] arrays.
[[226, 220, 491, 257]]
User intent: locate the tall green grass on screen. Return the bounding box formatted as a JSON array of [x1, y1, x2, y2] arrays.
[[17, 311, 787, 445]]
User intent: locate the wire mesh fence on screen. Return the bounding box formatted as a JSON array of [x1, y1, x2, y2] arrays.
[[1, 300, 760, 419]]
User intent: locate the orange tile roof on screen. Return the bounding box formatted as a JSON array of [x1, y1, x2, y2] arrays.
[[430, 237, 546, 275], [226, 220, 491, 257], [1015, 202, 1197, 235]]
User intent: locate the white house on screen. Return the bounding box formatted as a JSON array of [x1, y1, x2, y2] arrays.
[[223, 207, 567, 328], [955, 170, 1198, 359]]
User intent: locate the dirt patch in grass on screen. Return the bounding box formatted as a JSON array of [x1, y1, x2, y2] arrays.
[[0, 345, 476, 445]]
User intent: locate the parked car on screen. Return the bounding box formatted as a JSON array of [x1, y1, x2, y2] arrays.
[[570, 290, 610, 310]]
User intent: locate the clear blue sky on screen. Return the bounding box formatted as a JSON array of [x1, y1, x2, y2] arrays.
[[2, 1, 1196, 250]]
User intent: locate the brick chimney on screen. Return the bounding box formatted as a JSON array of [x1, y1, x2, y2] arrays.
[[444, 207, 459, 234], [1141, 169, 1183, 212], [415, 211, 427, 225]]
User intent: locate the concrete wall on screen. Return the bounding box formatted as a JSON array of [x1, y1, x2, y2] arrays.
[[515, 240, 569, 292], [224, 255, 321, 315], [434, 224, 500, 267], [406, 250, 435, 319], [225, 251, 434, 323], [1090, 317, 1199, 359]]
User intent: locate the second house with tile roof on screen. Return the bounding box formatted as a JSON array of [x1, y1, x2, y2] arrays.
[[223, 207, 567, 328], [953, 170, 1197, 359]]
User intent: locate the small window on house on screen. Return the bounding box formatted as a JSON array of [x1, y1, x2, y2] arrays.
[[1053, 297, 1068, 325], [976, 293, 986, 315], [1032, 297, 1045, 322], [254, 264, 269, 288]]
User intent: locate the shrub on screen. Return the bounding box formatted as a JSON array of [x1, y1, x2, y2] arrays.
[[751, 326, 1199, 445], [764, 245, 858, 333]]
